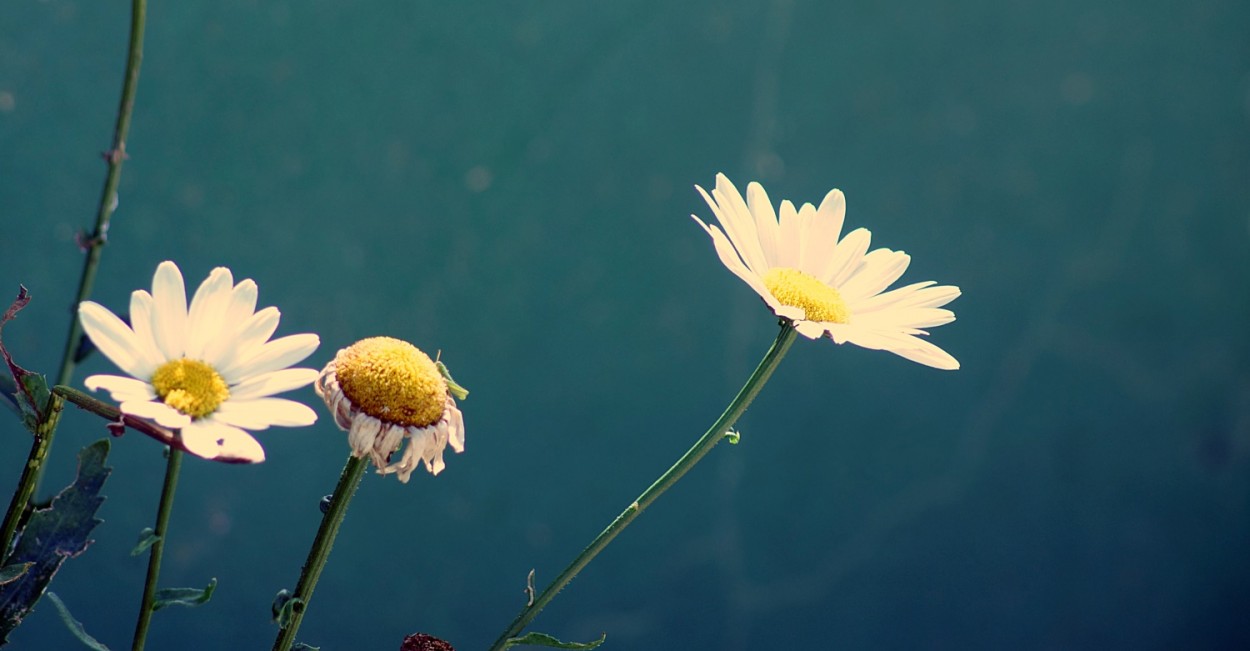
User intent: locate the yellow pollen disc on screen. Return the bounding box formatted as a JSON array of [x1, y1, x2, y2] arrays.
[[334, 336, 447, 428], [150, 358, 229, 419], [762, 267, 851, 324]]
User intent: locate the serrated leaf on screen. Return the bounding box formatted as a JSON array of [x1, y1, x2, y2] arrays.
[[45, 592, 110, 651], [503, 632, 606, 650], [0, 439, 111, 642], [129, 528, 159, 556], [152, 577, 216, 611], [0, 286, 52, 432], [0, 564, 30, 586]]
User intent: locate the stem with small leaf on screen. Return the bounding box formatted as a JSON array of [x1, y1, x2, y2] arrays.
[[130, 446, 181, 651], [486, 322, 798, 650]]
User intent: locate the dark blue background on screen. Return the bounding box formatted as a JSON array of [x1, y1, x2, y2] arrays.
[[2, 0, 1249, 649]]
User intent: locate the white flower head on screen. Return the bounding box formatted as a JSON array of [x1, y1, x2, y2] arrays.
[[315, 337, 465, 482], [693, 173, 961, 370], [78, 261, 321, 462]]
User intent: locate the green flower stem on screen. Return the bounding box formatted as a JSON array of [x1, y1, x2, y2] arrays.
[[487, 322, 798, 651], [130, 446, 181, 651], [0, 0, 147, 555], [272, 454, 369, 651]]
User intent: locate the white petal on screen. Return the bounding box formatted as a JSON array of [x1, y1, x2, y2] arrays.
[[128, 290, 163, 367], [214, 398, 318, 429], [150, 261, 188, 360], [823, 228, 872, 288], [794, 202, 819, 274], [712, 174, 769, 274], [839, 249, 911, 303], [230, 368, 319, 400], [184, 267, 234, 359], [222, 334, 320, 383], [78, 302, 158, 379], [793, 320, 828, 339], [201, 280, 260, 366], [119, 399, 191, 428], [810, 189, 846, 266], [181, 420, 265, 462], [776, 200, 801, 268], [209, 307, 281, 375], [696, 180, 765, 275], [746, 182, 780, 268], [447, 402, 466, 453], [83, 375, 156, 402], [692, 217, 783, 312], [889, 339, 960, 370]]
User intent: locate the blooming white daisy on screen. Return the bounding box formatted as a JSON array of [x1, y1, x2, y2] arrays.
[[316, 337, 465, 482], [693, 173, 961, 370], [78, 261, 321, 462]]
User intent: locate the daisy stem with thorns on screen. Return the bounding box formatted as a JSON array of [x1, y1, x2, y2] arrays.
[[487, 322, 797, 650], [271, 454, 368, 651], [0, 0, 146, 556]]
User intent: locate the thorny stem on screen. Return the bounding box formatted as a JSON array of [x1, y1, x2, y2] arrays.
[[0, 0, 148, 556], [486, 323, 798, 650]]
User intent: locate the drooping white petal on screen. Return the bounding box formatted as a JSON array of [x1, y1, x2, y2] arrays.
[[83, 375, 156, 402], [214, 398, 317, 429], [119, 399, 191, 428], [150, 261, 188, 360], [184, 267, 234, 359], [711, 174, 769, 274], [78, 302, 159, 380], [221, 334, 320, 384], [181, 420, 265, 462], [229, 368, 319, 400], [697, 182, 766, 275]]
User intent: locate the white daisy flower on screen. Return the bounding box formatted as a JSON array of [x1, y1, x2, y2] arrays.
[[316, 337, 465, 482], [78, 261, 321, 462], [693, 173, 961, 370]]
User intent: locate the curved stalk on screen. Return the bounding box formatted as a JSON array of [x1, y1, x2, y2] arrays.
[[487, 323, 798, 650]]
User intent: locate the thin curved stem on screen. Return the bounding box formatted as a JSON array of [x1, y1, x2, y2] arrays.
[[272, 454, 369, 651], [130, 446, 181, 651], [0, 0, 147, 556], [487, 323, 798, 650]]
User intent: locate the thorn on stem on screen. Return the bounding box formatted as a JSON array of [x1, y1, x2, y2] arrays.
[[106, 416, 126, 437], [101, 142, 128, 165]]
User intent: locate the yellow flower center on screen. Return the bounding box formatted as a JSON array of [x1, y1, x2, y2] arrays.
[[150, 358, 230, 419], [334, 336, 447, 428], [762, 267, 851, 324]]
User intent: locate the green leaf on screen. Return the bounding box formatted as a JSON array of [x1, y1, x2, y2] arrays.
[[271, 590, 303, 628], [45, 592, 110, 651], [0, 286, 52, 432], [503, 632, 606, 650], [724, 428, 741, 444], [435, 360, 469, 400], [129, 527, 160, 556], [0, 439, 112, 642], [0, 564, 31, 586], [291, 644, 320, 651], [152, 577, 217, 611]]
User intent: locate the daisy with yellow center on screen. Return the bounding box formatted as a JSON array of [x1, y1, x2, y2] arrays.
[[693, 173, 961, 370], [316, 337, 465, 482], [78, 261, 321, 462]]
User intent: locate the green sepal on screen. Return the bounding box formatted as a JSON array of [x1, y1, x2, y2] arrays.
[[503, 632, 606, 649], [45, 592, 110, 651], [271, 589, 303, 628], [152, 577, 216, 611], [436, 361, 469, 400], [0, 564, 31, 586], [129, 527, 160, 556]]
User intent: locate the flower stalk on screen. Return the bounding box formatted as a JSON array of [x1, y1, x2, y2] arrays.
[[130, 446, 182, 651], [486, 322, 798, 650], [0, 0, 147, 555], [271, 454, 369, 651]]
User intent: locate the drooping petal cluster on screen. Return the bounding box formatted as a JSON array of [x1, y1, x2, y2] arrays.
[[79, 261, 320, 461], [316, 337, 465, 482], [693, 173, 960, 369]]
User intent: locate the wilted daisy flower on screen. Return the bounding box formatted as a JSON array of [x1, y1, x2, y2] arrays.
[[693, 173, 960, 370], [78, 261, 320, 462], [316, 337, 465, 482]]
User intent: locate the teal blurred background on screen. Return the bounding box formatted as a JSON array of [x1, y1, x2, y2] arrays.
[[2, 0, 1249, 648]]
